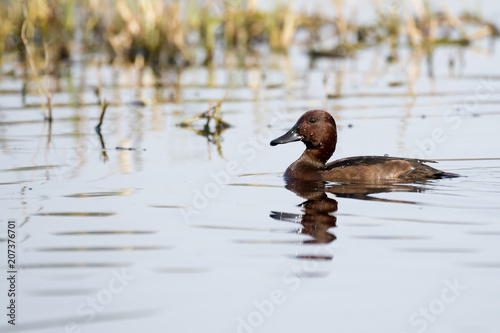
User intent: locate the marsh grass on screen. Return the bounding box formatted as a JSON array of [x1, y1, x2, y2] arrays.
[[0, 0, 498, 121], [2, 0, 496, 69], [21, 18, 53, 121]]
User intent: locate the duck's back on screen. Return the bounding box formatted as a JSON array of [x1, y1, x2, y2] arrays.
[[324, 156, 458, 182]]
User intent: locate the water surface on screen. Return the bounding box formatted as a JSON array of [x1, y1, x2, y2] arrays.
[[1, 40, 500, 333]]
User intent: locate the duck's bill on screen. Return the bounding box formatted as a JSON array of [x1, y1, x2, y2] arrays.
[[270, 125, 303, 146]]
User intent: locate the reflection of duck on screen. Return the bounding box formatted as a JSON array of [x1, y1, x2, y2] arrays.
[[271, 180, 338, 244], [270, 178, 431, 244], [270, 110, 458, 182]]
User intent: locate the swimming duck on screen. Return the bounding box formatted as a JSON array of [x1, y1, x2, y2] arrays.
[[270, 110, 458, 182]]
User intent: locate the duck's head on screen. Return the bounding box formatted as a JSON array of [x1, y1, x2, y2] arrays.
[[270, 110, 337, 163]]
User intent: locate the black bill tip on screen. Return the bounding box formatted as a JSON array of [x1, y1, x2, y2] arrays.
[[270, 126, 303, 146]]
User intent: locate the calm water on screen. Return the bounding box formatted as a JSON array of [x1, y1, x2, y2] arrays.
[[1, 39, 500, 332]]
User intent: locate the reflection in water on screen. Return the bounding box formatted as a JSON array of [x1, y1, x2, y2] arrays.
[[64, 188, 132, 198], [33, 246, 170, 252], [178, 94, 231, 159], [53, 230, 155, 235], [271, 179, 432, 244], [271, 180, 338, 244], [35, 212, 116, 217], [395, 247, 477, 253], [19, 263, 130, 269], [1, 165, 62, 172], [27, 289, 97, 296], [96, 128, 109, 162], [3, 308, 160, 332], [324, 181, 428, 204], [153, 267, 210, 274]]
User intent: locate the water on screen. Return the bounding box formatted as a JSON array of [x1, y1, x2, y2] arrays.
[[1, 40, 500, 333]]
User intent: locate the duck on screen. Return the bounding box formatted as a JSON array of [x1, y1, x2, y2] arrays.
[[270, 110, 458, 182]]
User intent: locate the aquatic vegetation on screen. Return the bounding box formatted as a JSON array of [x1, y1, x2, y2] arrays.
[[309, 1, 498, 60], [1, 0, 496, 68], [95, 98, 109, 133], [179, 92, 231, 159], [20, 18, 53, 121], [1, 0, 498, 119]]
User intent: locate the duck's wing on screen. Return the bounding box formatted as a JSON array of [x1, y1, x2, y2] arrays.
[[325, 156, 458, 180], [325, 156, 437, 170]]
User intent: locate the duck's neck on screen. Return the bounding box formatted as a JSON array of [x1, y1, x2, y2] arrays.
[[300, 146, 334, 168]]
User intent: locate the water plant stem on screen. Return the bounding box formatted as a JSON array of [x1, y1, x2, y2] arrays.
[[21, 19, 52, 122], [95, 98, 110, 133]]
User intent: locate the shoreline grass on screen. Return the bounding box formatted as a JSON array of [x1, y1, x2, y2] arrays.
[[1, 0, 497, 69], [1, 0, 498, 120]]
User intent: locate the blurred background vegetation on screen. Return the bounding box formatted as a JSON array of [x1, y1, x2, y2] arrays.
[[0, 0, 498, 156], [1, 0, 498, 71]]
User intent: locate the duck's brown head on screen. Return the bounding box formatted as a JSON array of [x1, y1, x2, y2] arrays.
[[270, 110, 337, 164]]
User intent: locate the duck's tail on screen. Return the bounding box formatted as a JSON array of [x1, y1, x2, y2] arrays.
[[409, 160, 461, 180], [433, 171, 461, 179]]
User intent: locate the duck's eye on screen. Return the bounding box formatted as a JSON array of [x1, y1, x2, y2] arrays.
[[309, 118, 316, 123]]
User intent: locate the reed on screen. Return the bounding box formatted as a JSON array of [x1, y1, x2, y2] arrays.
[[179, 92, 230, 158], [21, 18, 53, 121], [95, 98, 109, 132], [267, 4, 298, 51], [308, 0, 498, 60], [0, 0, 497, 71]]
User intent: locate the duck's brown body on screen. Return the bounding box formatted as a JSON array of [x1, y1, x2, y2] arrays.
[[285, 155, 452, 182], [271, 110, 458, 183]]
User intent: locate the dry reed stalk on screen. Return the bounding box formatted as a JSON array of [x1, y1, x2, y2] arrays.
[[179, 91, 230, 128], [95, 98, 110, 132], [407, 48, 422, 97], [162, 1, 185, 52], [410, 0, 426, 20], [116, 0, 141, 36], [440, 0, 462, 28], [43, 41, 53, 119], [404, 1, 422, 46], [333, 0, 347, 43], [21, 19, 52, 121], [248, 0, 259, 12], [280, 8, 297, 49]]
